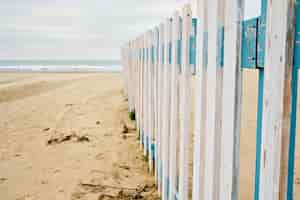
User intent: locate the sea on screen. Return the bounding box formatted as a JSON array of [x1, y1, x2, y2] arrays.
[[0, 60, 122, 73]]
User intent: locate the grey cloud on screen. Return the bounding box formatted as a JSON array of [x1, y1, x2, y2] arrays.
[[0, 0, 260, 60]]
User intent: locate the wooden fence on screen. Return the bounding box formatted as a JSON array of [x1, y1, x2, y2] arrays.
[[121, 0, 299, 199]]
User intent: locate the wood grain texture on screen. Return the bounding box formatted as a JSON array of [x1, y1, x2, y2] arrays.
[[162, 18, 172, 200], [153, 27, 159, 183], [259, 0, 295, 199], [157, 23, 164, 195], [178, 5, 192, 200], [219, 0, 244, 199], [169, 11, 180, 200], [148, 30, 154, 172], [192, 1, 207, 200], [203, 0, 224, 199], [143, 33, 148, 156]]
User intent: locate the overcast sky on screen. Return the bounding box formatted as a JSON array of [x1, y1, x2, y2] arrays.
[[0, 0, 260, 61]]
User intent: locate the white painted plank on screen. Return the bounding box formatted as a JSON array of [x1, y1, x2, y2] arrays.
[[178, 5, 192, 200], [192, 0, 207, 200], [259, 0, 295, 199], [148, 30, 154, 172], [136, 38, 141, 133], [157, 23, 165, 194], [153, 26, 159, 182], [145, 32, 150, 156], [139, 37, 144, 148], [128, 42, 134, 112], [143, 33, 148, 155], [162, 17, 172, 200], [203, 0, 224, 199], [134, 39, 138, 122], [219, 0, 244, 199], [169, 11, 180, 200]]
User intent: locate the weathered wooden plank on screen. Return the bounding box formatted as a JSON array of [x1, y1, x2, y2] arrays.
[[287, 1, 300, 199], [137, 38, 142, 137], [140, 36, 145, 149], [129, 41, 134, 112], [143, 33, 148, 156], [294, 1, 300, 70], [157, 23, 164, 195], [192, 0, 207, 200], [219, 0, 244, 199], [169, 11, 180, 200], [133, 40, 137, 117], [146, 32, 150, 157], [259, 0, 295, 199], [162, 17, 172, 200], [148, 30, 154, 172], [153, 26, 159, 183], [178, 5, 192, 200]]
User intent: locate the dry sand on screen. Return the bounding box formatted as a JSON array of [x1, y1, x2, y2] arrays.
[[0, 71, 299, 200], [0, 73, 158, 200]]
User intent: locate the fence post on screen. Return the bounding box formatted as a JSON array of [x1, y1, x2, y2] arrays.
[[192, 0, 207, 199], [162, 17, 172, 200], [128, 42, 133, 112], [259, 0, 296, 199], [137, 38, 141, 136], [178, 5, 192, 200], [143, 33, 149, 156], [147, 30, 154, 172], [153, 26, 159, 183], [219, 0, 244, 199], [203, 0, 224, 199], [140, 36, 145, 149], [157, 23, 165, 195], [169, 11, 180, 200]]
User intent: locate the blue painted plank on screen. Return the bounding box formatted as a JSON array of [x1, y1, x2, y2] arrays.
[[146, 135, 149, 155], [151, 143, 156, 161], [141, 129, 144, 145], [189, 18, 197, 73], [162, 44, 165, 63], [295, 0, 300, 69], [143, 48, 145, 61], [254, 68, 264, 200], [169, 42, 172, 65], [217, 26, 224, 67], [151, 45, 155, 63], [254, 0, 267, 198], [157, 32, 160, 62], [147, 48, 149, 61], [287, 68, 298, 200], [287, 1, 300, 199], [177, 17, 183, 68], [139, 49, 141, 61], [178, 39, 182, 66], [256, 0, 267, 69], [241, 18, 258, 69]]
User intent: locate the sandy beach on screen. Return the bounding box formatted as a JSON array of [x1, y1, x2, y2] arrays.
[[0, 73, 158, 200], [0, 72, 299, 200]]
